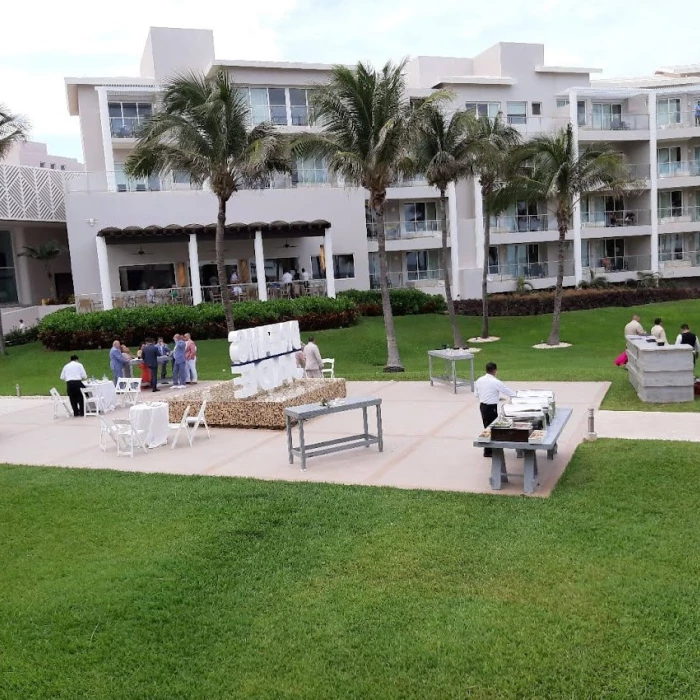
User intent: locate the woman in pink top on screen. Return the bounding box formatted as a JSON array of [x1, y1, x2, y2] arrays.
[[184, 333, 198, 384]]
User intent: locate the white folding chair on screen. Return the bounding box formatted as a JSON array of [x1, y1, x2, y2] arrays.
[[115, 377, 130, 407], [186, 399, 211, 441], [168, 405, 192, 449], [111, 418, 149, 457], [50, 387, 72, 419], [126, 377, 142, 406], [99, 415, 122, 451], [81, 387, 103, 416], [322, 358, 335, 380]]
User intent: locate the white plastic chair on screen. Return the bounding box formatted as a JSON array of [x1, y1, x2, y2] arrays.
[[81, 386, 104, 416], [168, 406, 192, 449], [50, 387, 72, 419], [111, 417, 149, 457], [322, 358, 335, 380], [186, 399, 211, 441], [116, 377, 141, 407]]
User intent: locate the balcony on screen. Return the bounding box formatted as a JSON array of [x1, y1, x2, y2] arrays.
[[658, 250, 700, 275], [366, 220, 443, 241], [109, 117, 149, 139], [582, 209, 651, 229], [625, 163, 651, 180], [489, 214, 557, 234], [658, 206, 700, 224], [369, 270, 443, 289], [487, 260, 574, 283], [658, 160, 700, 178], [657, 111, 700, 130], [579, 113, 650, 131], [584, 253, 652, 275]]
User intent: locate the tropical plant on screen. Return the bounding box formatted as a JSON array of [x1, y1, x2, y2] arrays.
[[509, 125, 630, 345], [413, 104, 472, 347], [298, 61, 438, 371], [125, 71, 291, 332], [18, 240, 65, 301], [0, 103, 30, 355], [515, 276, 534, 295], [466, 114, 522, 338], [578, 270, 609, 289], [637, 270, 661, 288]]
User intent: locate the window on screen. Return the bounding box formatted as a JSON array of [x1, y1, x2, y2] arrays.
[[506, 101, 527, 125], [50, 163, 55, 169], [591, 103, 623, 129], [504, 243, 543, 278], [268, 88, 287, 125], [289, 88, 313, 126], [488, 246, 500, 274], [39, 162, 45, 168], [0, 230, 18, 304], [581, 241, 590, 268], [114, 163, 161, 192], [245, 87, 314, 127], [658, 146, 682, 177], [293, 156, 328, 185], [118, 264, 175, 292], [657, 98, 681, 127], [60, 164, 66, 171], [403, 201, 438, 234], [659, 234, 684, 262], [577, 100, 586, 127], [556, 99, 569, 109], [531, 102, 542, 116], [310, 254, 355, 279], [658, 190, 683, 218], [406, 250, 441, 281], [108, 102, 153, 137], [465, 102, 500, 118]]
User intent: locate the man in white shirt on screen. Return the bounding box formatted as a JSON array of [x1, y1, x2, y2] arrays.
[[301, 268, 311, 282], [624, 314, 645, 338], [650, 317, 668, 345], [281, 270, 293, 284], [146, 285, 156, 304], [675, 323, 699, 364], [230, 267, 240, 284], [474, 362, 516, 457], [303, 336, 324, 378], [59, 354, 88, 417]]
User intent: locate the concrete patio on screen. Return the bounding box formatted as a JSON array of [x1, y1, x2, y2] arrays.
[[0, 381, 610, 497]]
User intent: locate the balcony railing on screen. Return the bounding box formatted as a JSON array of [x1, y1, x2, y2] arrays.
[[625, 163, 651, 179], [512, 116, 571, 134], [109, 116, 149, 139], [658, 250, 700, 269], [580, 114, 649, 131], [658, 160, 700, 178], [582, 209, 651, 228], [657, 111, 700, 129], [658, 206, 700, 222], [489, 214, 557, 233], [388, 174, 429, 187], [366, 220, 443, 240], [487, 260, 574, 282], [584, 254, 652, 273]]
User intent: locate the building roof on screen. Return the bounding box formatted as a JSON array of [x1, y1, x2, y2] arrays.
[[65, 78, 157, 115]]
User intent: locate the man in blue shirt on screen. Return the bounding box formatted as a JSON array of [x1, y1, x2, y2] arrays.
[[172, 334, 187, 388], [109, 339, 127, 385], [156, 336, 170, 383]]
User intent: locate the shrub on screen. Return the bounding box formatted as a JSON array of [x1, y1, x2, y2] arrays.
[[4, 326, 40, 347], [339, 288, 446, 316], [454, 286, 700, 317], [38, 297, 359, 351]]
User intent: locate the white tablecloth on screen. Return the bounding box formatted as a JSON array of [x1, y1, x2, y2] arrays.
[[85, 380, 117, 412], [130, 402, 169, 448]]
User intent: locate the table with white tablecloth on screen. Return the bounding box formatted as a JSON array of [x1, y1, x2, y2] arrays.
[[129, 402, 169, 448], [85, 380, 117, 412]]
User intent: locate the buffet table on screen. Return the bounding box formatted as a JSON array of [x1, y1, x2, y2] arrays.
[[428, 349, 475, 394], [473, 408, 572, 495], [626, 336, 694, 403]]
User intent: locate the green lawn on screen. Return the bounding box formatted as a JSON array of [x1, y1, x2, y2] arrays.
[[4, 299, 700, 410], [2, 440, 700, 698]]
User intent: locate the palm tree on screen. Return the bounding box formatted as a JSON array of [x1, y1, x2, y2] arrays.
[[301, 61, 435, 372], [512, 125, 629, 345], [125, 71, 290, 332], [0, 104, 30, 356], [18, 240, 65, 301], [413, 104, 473, 348], [466, 113, 522, 339]]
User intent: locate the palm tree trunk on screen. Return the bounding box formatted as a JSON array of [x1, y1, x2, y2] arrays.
[[0, 312, 6, 356], [216, 196, 235, 332], [374, 198, 403, 372], [439, 191, 464, 348], [46, 263, 56, 301], [481, 188, 491, 339], [547, 217, 567, 346]]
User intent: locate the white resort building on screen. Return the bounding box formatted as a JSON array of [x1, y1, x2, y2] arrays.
[[5, 26, 700, 314]]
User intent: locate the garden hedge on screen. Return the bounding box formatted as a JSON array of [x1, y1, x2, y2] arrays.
[[38, 297, 359, 351], [454, 287, 700, 317], [4, 326, 40, 347], [338, 288, 446, 316]]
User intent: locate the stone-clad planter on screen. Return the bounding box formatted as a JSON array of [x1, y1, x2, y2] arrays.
[[165, 378, 347, 429]]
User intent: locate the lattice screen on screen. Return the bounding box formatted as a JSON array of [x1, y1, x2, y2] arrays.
[[0, 164, 68, 222]]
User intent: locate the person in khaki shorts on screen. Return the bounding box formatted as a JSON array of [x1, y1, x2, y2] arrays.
[[303, 336, 323, 378]]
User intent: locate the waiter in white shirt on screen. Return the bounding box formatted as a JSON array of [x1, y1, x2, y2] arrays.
[[474, 362, 516, 457], [59, 354, 88, 417]]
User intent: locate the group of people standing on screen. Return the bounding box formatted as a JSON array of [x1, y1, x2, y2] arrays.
[[109, 334, 199, 390], [618, 314, 700, 364]]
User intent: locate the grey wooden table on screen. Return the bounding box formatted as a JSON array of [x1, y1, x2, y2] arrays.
[[428, 349, 475, 394], [472, 408, 572, 494], [284, 397, 383, 471]]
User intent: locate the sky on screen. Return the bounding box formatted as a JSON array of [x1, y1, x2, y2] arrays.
[[2, 0, 699, 161]]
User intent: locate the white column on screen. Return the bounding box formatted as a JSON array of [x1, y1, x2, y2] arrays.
[[324, 229, 336, 298], [473, 179, 484, 269], [95, 236, 113, 310], [648, 92, 659, 273], [254, 230, 267, 301], [96, 87, 116, 192], [569, 90, 583, 283], [188, 234, 202, 305], [447, 183, 460, 298], [13, 227, 33, 304]]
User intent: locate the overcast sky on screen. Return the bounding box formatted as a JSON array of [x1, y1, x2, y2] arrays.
[[2, 0, 697, 162]]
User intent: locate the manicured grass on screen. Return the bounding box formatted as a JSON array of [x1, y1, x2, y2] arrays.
[[3, 299, 700, 410], [2, 440, 700, 698]]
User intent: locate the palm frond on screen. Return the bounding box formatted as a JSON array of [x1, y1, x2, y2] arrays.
[[0, 104, 30, 160]]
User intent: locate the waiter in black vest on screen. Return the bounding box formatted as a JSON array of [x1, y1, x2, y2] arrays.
[[675, 324, 700, 364]]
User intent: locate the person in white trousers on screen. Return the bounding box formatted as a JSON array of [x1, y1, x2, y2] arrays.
[[184, 333, 198, 384]]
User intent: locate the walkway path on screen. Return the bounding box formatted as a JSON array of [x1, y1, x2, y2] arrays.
[[596, 410, 700, 442]]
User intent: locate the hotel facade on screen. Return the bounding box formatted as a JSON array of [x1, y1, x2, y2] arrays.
[[6, 26, 700, 313]]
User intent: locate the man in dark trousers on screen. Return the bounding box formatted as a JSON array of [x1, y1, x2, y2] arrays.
[[141, 338, 161, 392], [59, 354, 88, 417], [675, 324, 700, 364], [474, 362, 516, 457]]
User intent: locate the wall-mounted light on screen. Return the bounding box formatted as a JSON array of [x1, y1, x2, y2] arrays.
[[86, 218, 97, 226]]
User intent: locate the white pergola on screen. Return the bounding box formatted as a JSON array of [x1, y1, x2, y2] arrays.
[[95, 219, 335, 309]]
